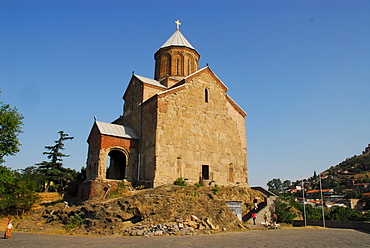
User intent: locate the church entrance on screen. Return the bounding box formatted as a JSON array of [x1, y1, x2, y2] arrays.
[[199, 164, 211, 186], [202, 165, 209, 180], [106, 149, 126, 180]]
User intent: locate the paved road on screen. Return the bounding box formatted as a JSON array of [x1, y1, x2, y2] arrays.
[[1, 228, 370, 248]]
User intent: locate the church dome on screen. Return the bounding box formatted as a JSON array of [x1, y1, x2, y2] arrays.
[[154, 21, 200, 87], [160, 29, 196, 50]]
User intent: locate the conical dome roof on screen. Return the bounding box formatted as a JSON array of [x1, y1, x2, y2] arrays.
[[160, 29, 195, 50], [154, 22, 200, 86]]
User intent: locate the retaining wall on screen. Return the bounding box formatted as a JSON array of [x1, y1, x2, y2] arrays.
[[293, 220, 370, 232]]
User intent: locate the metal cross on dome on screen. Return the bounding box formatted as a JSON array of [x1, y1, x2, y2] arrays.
[[175, 20, 181, 30]]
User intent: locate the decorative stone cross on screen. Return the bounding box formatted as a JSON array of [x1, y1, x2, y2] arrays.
[[175, 20, 181, 30]]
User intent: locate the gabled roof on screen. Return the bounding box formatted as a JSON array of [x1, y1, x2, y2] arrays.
[[95, 121, 139, 139], [226, 95, 247, 117], [134, 74, 167, 89], [123, 74, 167, 100], [153, 66, 246, 117], [160, 30, 195, 50], [184, 67, 229, 92]]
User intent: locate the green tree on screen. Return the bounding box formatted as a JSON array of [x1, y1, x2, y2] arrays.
[[267, 178, 283, 194], [18, 166, 46, 192], [0, 165, 14, 195], [313, 171, 318, 180], [282, 180, 291, 191], [0, 165, 39, 215], [327, 206, 364, 221], [64, 166, 85, 197], [0, 91, 24, 164], [334, 185, 345, 194], [345, 190, 359, 199], [36, 131, 74, 192], [305, 204, 323, 220], [274, 195, 300, 224], [321, 178, 340, 190]]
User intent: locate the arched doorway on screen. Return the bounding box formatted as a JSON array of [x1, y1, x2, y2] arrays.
[[106, 149, 126, 180]]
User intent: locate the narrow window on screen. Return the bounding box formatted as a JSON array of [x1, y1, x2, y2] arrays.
[[187, 59, 191, 75], [176, 58, 180, 75], [228, 163, 234, 182], [165, 58, 169, 76], [205, 88, 209, 103]]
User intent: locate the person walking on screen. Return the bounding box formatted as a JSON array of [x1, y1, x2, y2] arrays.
[[272, 213, 278, 228], [263, 211, 269, 226], [3, 219, 13, 239], [252, 212, 257, 225], [253, 198, 258, 210]]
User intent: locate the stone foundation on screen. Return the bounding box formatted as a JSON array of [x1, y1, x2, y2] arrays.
[[78, 180, 132, 201]]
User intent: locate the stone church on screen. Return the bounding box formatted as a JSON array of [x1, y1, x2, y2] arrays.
[[80, 22, 248, 199]]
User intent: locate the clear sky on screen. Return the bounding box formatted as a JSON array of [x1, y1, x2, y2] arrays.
[[1, 0, 369, 187]]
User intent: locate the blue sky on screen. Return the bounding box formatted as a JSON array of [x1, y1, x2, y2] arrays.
[[1, 0, 369, 187]]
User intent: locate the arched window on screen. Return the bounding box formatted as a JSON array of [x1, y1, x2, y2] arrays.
[[185, 54, 194, 76], [160, 56, 170, 78]]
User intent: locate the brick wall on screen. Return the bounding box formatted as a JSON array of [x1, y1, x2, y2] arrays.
[[78, 180, 121, 201]]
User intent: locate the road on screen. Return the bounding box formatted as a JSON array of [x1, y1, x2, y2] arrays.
[[1, 228, 370, 247]]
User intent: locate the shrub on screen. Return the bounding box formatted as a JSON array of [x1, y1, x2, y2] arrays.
[[174, 178, 187, 186], [66, 213, 84, 231], [213, 185, 220, 194]]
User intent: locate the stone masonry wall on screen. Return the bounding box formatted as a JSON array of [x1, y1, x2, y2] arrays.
[[123, 78, 144, 136], [225, 99, 248, 183], [86, 125, 102, 180], [143, 83, 166, 102], [140, 97, 158, 185], [154, 69, 247, 187]]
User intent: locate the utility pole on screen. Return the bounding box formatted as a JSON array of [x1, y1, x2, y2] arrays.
[[319, 173, 326, 227], [302, 178, 307, 226]]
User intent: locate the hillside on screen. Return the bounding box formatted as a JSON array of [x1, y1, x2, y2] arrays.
[[284, 145, 370, 199], [16, 185, 261, 236], [298, 145, 370, 201], [324, 149, 370, 183]]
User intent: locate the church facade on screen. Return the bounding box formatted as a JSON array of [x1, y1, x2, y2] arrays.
[[82, 23, 248, 198]]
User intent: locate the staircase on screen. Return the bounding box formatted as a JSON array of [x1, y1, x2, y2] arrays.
[[243, 187, 277, 225]]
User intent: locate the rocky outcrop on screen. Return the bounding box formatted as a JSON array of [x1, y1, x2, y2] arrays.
[[18, 185, 261, 235]]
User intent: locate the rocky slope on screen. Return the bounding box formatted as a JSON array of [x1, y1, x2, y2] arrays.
[[17, 185, 261, 236]]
